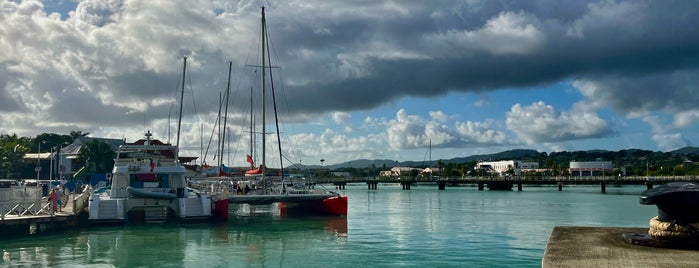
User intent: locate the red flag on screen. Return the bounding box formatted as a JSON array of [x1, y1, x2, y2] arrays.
[[246, 155, 255, 168]]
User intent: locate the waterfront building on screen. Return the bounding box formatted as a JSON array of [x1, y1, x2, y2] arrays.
[[379, 167, 422, 177], [475, 160, 539, 176], [568, 161, 614, 176]]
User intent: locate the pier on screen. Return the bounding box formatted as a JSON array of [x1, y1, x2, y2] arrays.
[[0, 186, 90, 235], [543, 226, 699, 267], [321, 176, 699, 192]]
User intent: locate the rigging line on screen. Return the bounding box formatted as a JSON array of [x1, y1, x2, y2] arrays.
[[265, 19, 284, 177], [266, 24, 301, 159], [202, 96, 223, 167], [168, 60, 185, 144]]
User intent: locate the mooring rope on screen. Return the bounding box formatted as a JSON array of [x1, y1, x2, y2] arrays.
[[648, 216, 699, 240]]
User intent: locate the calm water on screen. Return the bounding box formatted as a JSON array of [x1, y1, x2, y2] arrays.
[[0, 184, 656, 267]]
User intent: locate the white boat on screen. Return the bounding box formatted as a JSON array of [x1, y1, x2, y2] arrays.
[[189, 7, 347, 216], [88, 131, 213, 223], [88, 57, 218, 223]]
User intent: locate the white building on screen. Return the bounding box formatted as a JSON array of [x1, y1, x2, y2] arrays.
[[568, 161, 614, 176], [475, 160, 539, 176], [379, 167, 422, 177]]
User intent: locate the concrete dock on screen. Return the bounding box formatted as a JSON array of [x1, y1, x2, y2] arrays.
[[543, 226, 699, 267]]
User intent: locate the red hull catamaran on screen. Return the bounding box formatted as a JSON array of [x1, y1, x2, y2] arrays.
[[190, 7, 347, 218]]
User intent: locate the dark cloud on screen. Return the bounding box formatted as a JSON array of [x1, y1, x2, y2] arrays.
[[2, 0, 699, 163], [267, 0, 699, 116]]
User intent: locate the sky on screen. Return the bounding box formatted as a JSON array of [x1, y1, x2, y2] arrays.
[[1, 0, 699, 168]]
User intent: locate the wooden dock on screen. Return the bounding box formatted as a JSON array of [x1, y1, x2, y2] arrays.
[[542, 226, 699, 267], [1, 188, 90, 235]]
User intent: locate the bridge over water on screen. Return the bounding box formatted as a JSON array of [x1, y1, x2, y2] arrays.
[[315, 176, 699, 192]]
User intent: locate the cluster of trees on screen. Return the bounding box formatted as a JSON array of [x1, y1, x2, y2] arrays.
[[0, 131, 115, 179], [3, 132, 699, 180]]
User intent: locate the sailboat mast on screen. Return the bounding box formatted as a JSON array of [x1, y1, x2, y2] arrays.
[[261, 7, 267, 177], [250, 86, 254, 167], [220, 61, 232, 174], [176, 57, 187, 158]]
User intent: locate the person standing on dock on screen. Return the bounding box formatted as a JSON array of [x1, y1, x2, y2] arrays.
[[49, 189, 59, 212], [55, 187, 63, 212]]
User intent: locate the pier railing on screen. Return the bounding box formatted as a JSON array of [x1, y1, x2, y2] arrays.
[[0, 185, 91, 221], [0, 186, 45, 220], [314, 175, 699, 184]]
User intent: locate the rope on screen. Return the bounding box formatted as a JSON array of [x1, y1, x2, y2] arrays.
[[648, 216, 699, 240]]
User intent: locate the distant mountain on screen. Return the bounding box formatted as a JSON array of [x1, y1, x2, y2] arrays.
[[323, 149, 539, 169], [288, 147, 699, 170], [447, 149, 540, 164], [327, 159, 400, 169], [670, 146, 699, 155]]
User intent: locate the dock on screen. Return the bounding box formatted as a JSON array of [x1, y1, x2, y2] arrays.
[[319, 175, 699, 192], [542, 226, 699, 267], [1, 187, 90, 235]]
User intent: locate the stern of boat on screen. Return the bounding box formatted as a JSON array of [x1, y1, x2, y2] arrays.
[[88, 193, 125, 222]]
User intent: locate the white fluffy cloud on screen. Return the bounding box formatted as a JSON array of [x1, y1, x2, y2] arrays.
[[386, 109, 509, 150], [506, 101, 611, 144]]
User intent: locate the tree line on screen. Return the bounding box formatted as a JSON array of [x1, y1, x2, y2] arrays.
[[0, 131, 114, 180], [2, 132, 699, 180]]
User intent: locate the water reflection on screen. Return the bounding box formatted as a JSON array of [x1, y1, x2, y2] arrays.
[[0, 208, 347, 267]]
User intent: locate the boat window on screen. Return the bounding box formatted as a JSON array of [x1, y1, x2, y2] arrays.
[[135, 174, 157, 181], [157, 174, 170, 188]]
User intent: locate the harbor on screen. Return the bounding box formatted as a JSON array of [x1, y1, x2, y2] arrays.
[[0, 184, 657, 267]]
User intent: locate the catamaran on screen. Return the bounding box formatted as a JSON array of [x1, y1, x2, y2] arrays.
[[89, 58, 222, 223], [88, 131, 215, 223], [189, 7, 347, 216]]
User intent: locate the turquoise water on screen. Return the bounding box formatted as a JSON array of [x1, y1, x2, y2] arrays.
[[0, 184, 656, 267]]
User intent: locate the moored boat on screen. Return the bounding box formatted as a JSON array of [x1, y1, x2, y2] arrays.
[[189, 7, 347, 217], [88, 131, 217, 224]]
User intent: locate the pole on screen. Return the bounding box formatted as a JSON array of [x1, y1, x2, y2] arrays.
[[49, 147, 54, 181], [261, 7, 267, 178], [176, 57, 187, 157], [36, 142, 41, 180]]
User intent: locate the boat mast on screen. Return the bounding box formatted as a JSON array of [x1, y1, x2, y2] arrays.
[[219, 61, 232, 175], [250, 85, 254, 167], [261, 7, 267, 178], [176, 57, 187, 158]]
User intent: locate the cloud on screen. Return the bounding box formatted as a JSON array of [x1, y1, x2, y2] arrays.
[[2, 0, 699, 164], [505, 101, 612, 144], [331, 111, 351, 124], [429, 111, 448, 123], [387, 109, 509, 150]]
